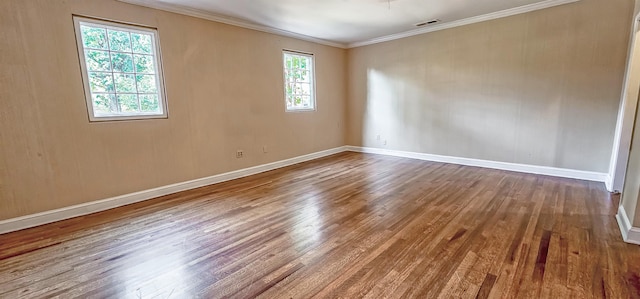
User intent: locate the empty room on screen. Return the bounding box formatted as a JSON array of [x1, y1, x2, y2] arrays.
[[2, 0, 640, 297]]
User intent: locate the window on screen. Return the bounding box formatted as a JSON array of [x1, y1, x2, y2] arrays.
[[283, 51, 315, 111], [73, 16, 167, 121]]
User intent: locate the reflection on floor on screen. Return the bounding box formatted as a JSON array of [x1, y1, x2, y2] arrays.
[[1, 152, 639, 298]]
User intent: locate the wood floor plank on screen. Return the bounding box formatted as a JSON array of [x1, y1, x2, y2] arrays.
[[1, 152, 639, 298]]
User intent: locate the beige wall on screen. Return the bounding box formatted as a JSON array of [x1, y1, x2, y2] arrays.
[[624, 103, 640, 225], [1, 0, 635, 222], [0, 0, 347, 220], [346, 0, 633, 173], [631, 0, 640, 228], [621, 0, 640, 226]]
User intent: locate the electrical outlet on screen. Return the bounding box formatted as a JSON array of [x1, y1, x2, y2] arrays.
[[384, 140, 387, 146], [377, 135, 381, 141], [263, 146, 268, 153], [236, 150, 244, 158]]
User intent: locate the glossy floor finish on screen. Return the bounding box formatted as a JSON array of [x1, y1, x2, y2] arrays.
[[1, 152, 639, 298]]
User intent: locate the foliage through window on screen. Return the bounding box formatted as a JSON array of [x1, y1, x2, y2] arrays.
[[283, 51, 315, 111], [73, 16, 167, 121]]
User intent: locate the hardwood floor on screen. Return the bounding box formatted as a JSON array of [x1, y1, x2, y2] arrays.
[[1, 152, 639, 298]]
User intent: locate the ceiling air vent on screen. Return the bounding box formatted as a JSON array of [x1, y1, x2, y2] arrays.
[[415, 19, 440, 27]]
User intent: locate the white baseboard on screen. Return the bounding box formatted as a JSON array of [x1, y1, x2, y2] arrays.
[[346, 146, 608, 183], [0, 145, 613, 235], [605, 174, 614, 193], [616, 205, 640, 245], [0, 146, 347, 235], [351, 147, 637, 242]]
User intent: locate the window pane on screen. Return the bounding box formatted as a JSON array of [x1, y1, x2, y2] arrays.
[[92, 94, 116, 114], [292, 83, 301, 94], [84, 50, 111, 71], [287, 95, 312, 109], [114, 73, 136, 93], [136, 74, 157, 93], [285, 82, 293, 95], [111, 53, 134, 73], [292, 56, 301, 69], [108, 30, 131, 52], [295, 83, 311, 95], [286, 95, 294, 109], [88, 72, 114, 93], [134, 54, 155, 74], [286, 69, 305, 83], [288, 56, 309, 70], [284, 55, 293, 69], [140, 94, 160, 112], [293, 95, 303, 107], [132, 33, 153, 54], [298, 70, 311, 83], [81, 26, 107, 50], [118, 94, 139, 112], [300, 96, 312, 108], [300, 57, 309, 70]]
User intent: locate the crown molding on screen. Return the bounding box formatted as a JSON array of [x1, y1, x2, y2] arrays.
[[117, 0, 348, 49], [118, 0, 580, 50], [348, 0, 580, 48]]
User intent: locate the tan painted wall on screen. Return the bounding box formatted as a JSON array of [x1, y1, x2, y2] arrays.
[[0, 0, 635, 222], [0, 0, 347, 220], [625, 101, 640, 225], [346, 0, 633, 173], [631, 0, 640, 228], [621, 0, 640, 226]]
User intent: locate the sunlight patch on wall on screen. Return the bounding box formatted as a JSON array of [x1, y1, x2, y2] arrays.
[[363, 68, 399, 148]]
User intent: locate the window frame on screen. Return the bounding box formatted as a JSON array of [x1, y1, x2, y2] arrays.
[[72, 15, 168, 122], [282, 50, 316, 112]]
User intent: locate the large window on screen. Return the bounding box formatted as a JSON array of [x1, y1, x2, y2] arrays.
[[283, 51, 315, 111], [73, 16, 167, 121]]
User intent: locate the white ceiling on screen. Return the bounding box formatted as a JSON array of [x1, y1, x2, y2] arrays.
[[120, 0, 578, 48]]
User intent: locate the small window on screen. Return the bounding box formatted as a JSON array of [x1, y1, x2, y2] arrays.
[[73, 16, 167, 121], [283, 51, 315, 111]]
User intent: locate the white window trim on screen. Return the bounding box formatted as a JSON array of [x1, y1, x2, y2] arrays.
[[73, 15, 168, 122], [283, 50, 317, 112]]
